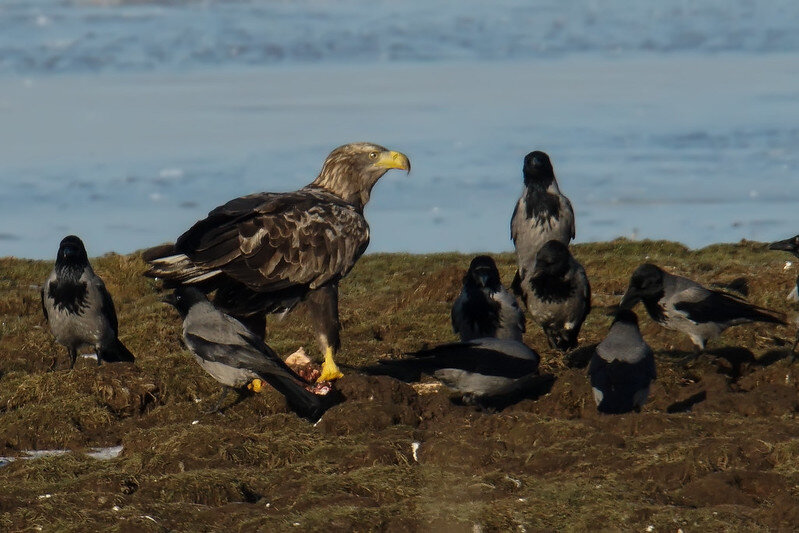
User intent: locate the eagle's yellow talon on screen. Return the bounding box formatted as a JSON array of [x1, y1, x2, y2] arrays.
[[317, 347, 343, 382], [247, 378, 264, 393]]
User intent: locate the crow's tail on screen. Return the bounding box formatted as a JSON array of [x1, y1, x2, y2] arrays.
[[100, 338, 135, 363]]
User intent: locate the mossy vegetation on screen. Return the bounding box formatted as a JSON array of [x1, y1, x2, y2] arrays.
[[1, 240, 798, 531]]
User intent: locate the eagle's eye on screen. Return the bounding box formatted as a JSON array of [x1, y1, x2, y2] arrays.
[[368, 152, 378, 160]]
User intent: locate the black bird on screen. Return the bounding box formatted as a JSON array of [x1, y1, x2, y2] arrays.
[[768, 235, 799, 302], [144, 143, 411, 382], [588, 310, 656, 414], [41, 235, 135, 369], [769, 235, 799, 258], [511, 150, 575, 278], [619, 263, 785, 352], [768, 235, 799, 356], [163, 287, 334, 420], [513, 240, 591, 351], [372, 338, 543, 405], [451, 255, 525, 342]]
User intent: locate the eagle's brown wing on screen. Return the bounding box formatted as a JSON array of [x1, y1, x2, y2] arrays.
[[150, 188, 370, 293]]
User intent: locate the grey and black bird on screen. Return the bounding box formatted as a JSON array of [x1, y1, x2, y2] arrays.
[[619, 263, 785, 352], [163, 287, 335, 420], [144, 142, 411, 382], [41, 235, 135, 368], [513, 240, 591, 351], [511, 150, 575, 273], [768, 235, 799, 356], [768, 235, 799, 302], [588, 310, 656, 414], [451, 255, 525, 342], [371, 338, 544, 406]]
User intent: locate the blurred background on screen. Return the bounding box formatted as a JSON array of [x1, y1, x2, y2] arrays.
[[1, 0, 798, 259]]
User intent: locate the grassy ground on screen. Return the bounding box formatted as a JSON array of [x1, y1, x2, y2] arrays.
[[1, 240, 798, 532]]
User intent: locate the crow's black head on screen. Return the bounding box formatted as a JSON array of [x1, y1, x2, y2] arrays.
[[56, 235, 89, 269], [522, 150, 555, 187], [768, 235, 799, 258], [620, 263, 665, 308], [611, 308, 640, 327], [162, 287, 208, 318], [464, 255, 501, 291], [533, 240, 571, 279]]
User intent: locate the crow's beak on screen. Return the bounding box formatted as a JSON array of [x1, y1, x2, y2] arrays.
[[161, 293, 177, 307], [618, 289, 640, 310]]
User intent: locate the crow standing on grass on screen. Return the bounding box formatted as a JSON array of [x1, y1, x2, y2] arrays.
[[588, 310, 656, 414], [451, 255, 525, 342], [144, 143, 411, 382], [619, 263, 785, 353], [163, 287, 336, 420], [511, 150, 575, 271], [768, 235, 799, 356], [513, 240, 591, 351], [768, 235, 799, 302], [41, 235, 135, 369]]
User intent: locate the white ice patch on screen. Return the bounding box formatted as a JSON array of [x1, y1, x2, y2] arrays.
[[158, 167, 185, 180], [87, 445, 123, 460], [0, 446, 123, 467], [787, 285, 798, 302]]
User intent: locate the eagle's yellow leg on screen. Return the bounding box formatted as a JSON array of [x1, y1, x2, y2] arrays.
[[317, 346, 343, 382], [247, 379, 265, 393]]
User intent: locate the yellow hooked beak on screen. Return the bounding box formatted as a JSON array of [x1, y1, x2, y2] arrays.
[[374, 150, 411, 173]]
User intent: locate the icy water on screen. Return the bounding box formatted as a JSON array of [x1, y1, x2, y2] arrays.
[[0, 0, 798, 259]]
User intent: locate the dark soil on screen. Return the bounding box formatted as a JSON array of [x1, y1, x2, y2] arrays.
[[1, 240, 798, 531]]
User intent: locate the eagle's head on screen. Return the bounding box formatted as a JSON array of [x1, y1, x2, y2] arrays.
[[313, 142, 411, 208]]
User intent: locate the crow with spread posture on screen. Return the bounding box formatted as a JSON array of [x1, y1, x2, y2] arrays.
[[371, 338, 544, 406], [511, 150, 575, 273], [451, 255, 525, 342], [163, 287, 336, 419], [41, 235, 135, 368], [513, 240, 591, 351], [144, 143, 411, 382], [619, 263, 785, 353], [588, 310, 656, 414]]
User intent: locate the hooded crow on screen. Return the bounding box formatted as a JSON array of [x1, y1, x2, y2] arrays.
[[619, 263, 785, 352], [144, 143, 411, 383], [768, 235, 799, 302], [511, 150, 575, 272], [588, 310, 656, 414], [41, 235, 134, 369], [451, 255, 525, 342], [768, 235, 799, 356], [163, 287, 334, 419], [513, 240, 591, 351], [372, 338, 543, 405]]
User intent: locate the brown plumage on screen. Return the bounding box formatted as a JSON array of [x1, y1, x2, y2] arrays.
[[143, 142, 411, 380]]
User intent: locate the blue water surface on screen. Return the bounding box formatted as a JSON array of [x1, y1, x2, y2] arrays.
[[0, 0, 797, 258]]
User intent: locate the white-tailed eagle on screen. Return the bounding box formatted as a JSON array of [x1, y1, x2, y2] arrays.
[[144, 142, 411, 381]]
